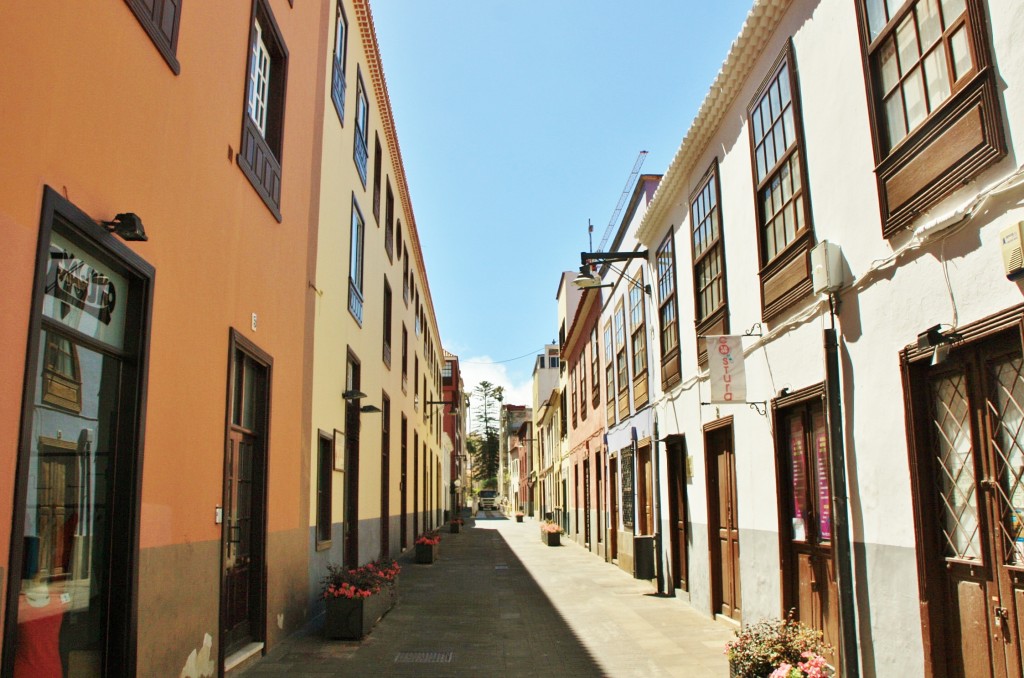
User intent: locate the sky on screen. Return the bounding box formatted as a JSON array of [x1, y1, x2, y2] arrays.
[[371, 1, 754, 415]]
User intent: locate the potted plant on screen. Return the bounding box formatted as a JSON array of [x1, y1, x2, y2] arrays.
[[724, 614, 832, 677], [449, 517, 464, 533], [515, 511, 524, 523], [321, 558, 401, 640], [415, 530, 441, 563], [540, 520, 562, 546]]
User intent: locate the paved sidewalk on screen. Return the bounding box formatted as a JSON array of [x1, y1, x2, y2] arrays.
[[243, 511, 734, 677]]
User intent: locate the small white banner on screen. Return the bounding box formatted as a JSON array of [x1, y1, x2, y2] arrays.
[[706, 335, 746, 403]]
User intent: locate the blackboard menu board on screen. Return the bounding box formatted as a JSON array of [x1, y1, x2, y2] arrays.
[[621, 451, 635, 528]]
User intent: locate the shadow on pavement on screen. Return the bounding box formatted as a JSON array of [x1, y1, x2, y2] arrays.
[[244, 511, 607, 676]]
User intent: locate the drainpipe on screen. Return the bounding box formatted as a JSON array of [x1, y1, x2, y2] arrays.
[[824, 327, 859, 678], [653, 417, 666, 595]]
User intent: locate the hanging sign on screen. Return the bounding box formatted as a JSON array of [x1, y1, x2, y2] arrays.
[[706, 335, 746, 403]]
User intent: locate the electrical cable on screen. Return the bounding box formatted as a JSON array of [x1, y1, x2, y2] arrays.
[[462, 347, 549, 365]]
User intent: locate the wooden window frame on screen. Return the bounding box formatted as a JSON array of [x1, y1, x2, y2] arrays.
[[382, 277, 392, 368], [125, 0, 181, 74], [604, 321, 616, 427], [570, 361, 578, 428], [348, 196, 365, 325], [747, 41, 815, 323], [629, 272, 649, 410], [690, 160, 730, 365], [590, 328, 601, 409], [372, 135, 382, 222], [656, 229, 681, 388], [614, 300, 629, 419], [401, 324, 408, 393], [41, 331, 83, 413], [579, 352, 588, 422], [353, 67, 369, 186], [855, 0, 1005, 236], [330, 1, 348, 126], [384, 180, 395, 261], [316, 430, 333, 548], [238, 0, 288, 222]]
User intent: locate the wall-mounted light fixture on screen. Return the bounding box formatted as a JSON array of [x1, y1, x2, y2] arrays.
[[575, 250, 652, 294], [917, 324, 959, 365], [101, 213, 148, 242], [360, 404, 382, 414], [342, 389, 367, 400]]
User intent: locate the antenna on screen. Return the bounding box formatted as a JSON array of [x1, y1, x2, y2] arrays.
[[597, 150, 648, 253]]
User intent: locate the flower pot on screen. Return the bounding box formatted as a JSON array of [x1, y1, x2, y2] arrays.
[[415, 542, 439, 564], [324, 584, 396, 640], [515, 515, 523, 523], [542, 531, 560, 546], [449, 522, 461, 534]]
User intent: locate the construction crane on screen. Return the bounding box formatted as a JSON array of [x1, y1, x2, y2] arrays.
[[596, 150, 648, 253]]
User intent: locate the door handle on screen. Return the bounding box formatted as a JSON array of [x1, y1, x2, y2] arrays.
[[994, 605, 1008, 628]]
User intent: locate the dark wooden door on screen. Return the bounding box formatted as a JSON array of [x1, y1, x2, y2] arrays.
[[779, 401, 839, 668], [667, 438, 689, 592], [916, 341, 1024, 677], [584, 459, 592, 547], [610, 457, 619, 560], [400, 417, 408, 550], [222, 344, 268, 656], [707, 424, 740, 620], [344, 399, 360, 566], [380, 395, 390, 559]]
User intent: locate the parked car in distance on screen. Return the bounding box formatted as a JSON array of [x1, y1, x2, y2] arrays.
[[478, 490, 498, 511]]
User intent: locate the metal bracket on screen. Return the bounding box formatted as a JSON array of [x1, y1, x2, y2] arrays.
[[744, 322, 763, 337]]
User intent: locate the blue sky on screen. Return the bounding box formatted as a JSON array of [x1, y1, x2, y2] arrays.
[[372, 1, 754, 408]]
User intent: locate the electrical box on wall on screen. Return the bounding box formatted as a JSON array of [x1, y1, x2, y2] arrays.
[[1000, 222, 1024, 280], [810, 240, 843, 295]]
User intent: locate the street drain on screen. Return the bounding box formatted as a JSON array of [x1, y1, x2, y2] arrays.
[[394, 651, 454, 664]]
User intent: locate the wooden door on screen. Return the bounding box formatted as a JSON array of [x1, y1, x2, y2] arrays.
[[912, 338, 1024, 677], [667, 438, 689, 592], [380, 395, 390, 559], [610, 457, 619, 560], [400, 417, 408, 550], [222, 344, 268, 657], [638, 444, 653, 534], [584, 459, 592, 547], [779, 399, 839, 667], [707, 424, 740, 620]]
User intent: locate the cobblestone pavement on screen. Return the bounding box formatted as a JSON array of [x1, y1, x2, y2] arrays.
[[242, 510, 734, 677]]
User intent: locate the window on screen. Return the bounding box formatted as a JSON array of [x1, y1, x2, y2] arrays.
[[690, 162, 729, 364], [385, 180, 395, 260], [401, 324, 408, 392], [316, 431, 333, 546], [560, 390, 567, 439], [239, 0, 288, 221], [748, 43, 814, 321], [614, 300, 628, 417], [126, 0, 181, 74], [591, 328, 600, 408], [353, 68, 369, 185], [570, 363, 578, 428], [857, 0, 1004, 235], [330, 1, 348, 124], [41, 331, 82, 412], [372, 135, 382, 222], [348, 197, 365, 324], [382, 278, 392, 367], [396, 220, 403, 261], [578, 354, 587, 421], [629, 274, 649, 409], [604, 322, 616, 426], [442, 360, 452, 380], [656, 231, 681, 387], [403, 257, 409, 305]]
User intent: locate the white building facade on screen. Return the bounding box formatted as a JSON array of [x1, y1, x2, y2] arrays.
[[634, 0, 1024, 675]]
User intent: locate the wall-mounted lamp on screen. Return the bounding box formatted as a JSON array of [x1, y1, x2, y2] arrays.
[[576, 249, 652, 294], [917, 324, 959, 365], [360, 404, 382, 414], [572, 265, 614, 290], [101, 213, 148, 242], [342, 389, 368, 400], [425, 399, 457, 414]]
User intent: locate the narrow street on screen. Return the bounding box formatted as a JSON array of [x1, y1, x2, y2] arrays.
[[244, 511, 734, 677]]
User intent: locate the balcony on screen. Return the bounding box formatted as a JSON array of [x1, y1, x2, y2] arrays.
[[331, 61, 346, 125], [354, 128, 368, 185], [348, 279, 363, 325]]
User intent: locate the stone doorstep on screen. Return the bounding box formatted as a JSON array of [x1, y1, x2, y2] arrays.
[[224, 642, 264, 675]]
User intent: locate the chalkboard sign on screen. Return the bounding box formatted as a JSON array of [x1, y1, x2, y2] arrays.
[[621, 451, 635, 528]]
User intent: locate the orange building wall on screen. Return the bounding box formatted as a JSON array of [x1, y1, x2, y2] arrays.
[[0, 0, 326, 671]]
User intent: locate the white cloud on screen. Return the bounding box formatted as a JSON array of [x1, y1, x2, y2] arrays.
[[459, 356, 533, 431]]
